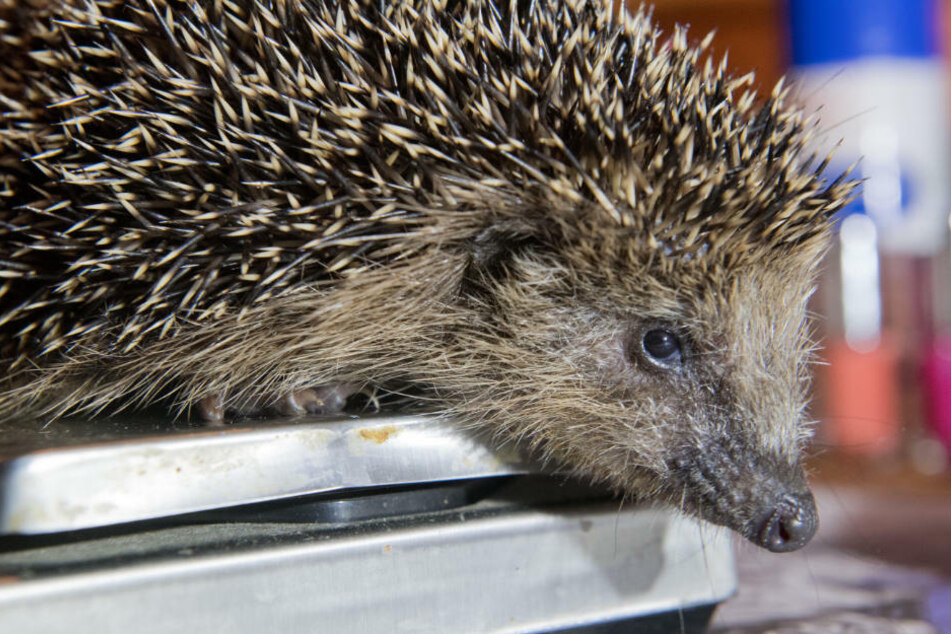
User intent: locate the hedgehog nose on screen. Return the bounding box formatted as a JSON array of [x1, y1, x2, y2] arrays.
[[756, 491, 818, 553]]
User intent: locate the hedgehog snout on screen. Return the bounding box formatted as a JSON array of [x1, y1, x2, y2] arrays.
[[753, 490, 818, 553], [666, 439, 818, 552]]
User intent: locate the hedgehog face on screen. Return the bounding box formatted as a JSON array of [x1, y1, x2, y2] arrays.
[[625, 270, 819, 553], [462, 240, 820, 552]]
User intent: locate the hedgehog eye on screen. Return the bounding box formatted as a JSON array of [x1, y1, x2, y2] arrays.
[[641, 328, 683, 367]]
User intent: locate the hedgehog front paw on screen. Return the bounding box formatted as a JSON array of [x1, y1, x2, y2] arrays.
[[274, 384, 357, 416], [193, 384, 357, 423]]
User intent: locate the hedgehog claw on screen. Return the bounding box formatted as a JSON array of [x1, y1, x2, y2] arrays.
[[197, 393, 226, 425], [274, 388, 320, 416]]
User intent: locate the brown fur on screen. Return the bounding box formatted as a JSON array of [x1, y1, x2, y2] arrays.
[[0, 0, 852, 548]]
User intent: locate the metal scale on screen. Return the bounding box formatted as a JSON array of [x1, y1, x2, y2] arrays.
[[0, 413, 736, 633]]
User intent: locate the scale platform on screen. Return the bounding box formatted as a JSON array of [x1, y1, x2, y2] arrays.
[[0, 413, 736, 633]]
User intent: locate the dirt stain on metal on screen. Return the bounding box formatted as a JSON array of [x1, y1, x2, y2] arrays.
[[358, 425, 399, 444]]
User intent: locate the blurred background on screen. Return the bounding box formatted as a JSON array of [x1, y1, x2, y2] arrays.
[[622, 1, 951, 632]]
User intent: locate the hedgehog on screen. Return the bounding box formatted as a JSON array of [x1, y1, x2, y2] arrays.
[[0, 0, 852, 552]]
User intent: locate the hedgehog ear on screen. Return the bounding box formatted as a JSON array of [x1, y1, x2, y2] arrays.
[[461, 221, 545, 293], [470, 222, 544, 275]]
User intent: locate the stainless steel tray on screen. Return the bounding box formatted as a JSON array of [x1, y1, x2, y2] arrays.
[[0, 413, 738, 633], [0, 490, 737, 634], [0, 414, 531, 535]]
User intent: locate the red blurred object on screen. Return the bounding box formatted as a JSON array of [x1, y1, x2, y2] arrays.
[[924, 336, 951, 448], [824, 338, 901, 455]]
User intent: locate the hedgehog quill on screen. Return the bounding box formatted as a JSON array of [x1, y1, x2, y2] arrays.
[[0, 0, 851, 551]]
